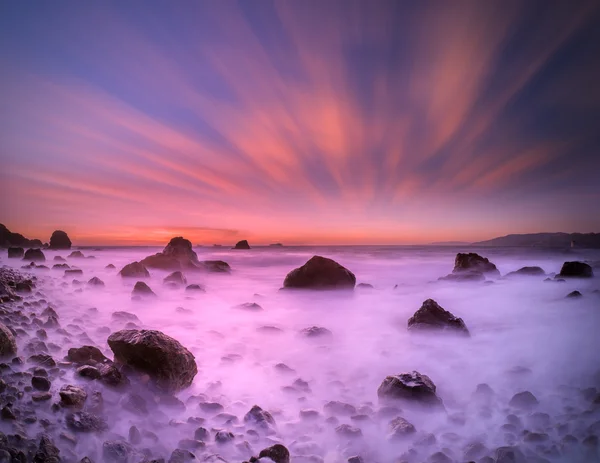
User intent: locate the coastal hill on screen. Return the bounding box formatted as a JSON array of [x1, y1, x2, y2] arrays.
[[473, 232, 600, 248]]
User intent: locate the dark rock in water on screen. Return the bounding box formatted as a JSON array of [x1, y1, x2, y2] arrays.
[[132, 281, 156, 298], [377, 371, 442, 406], [194, 427, 209, 441], [77, 365, 101, 380], [23, 248, 46, 262], [119, 262, 150, 278], [0, 323, 18, 358], [33, 392, 52, 402], [558, 261, 593, 278], [300, 326, 332, 338], [106, 264, 116, 269], [128, 426, 141, 445], [102, 440, 132, 463], [509, 391, 539, 409], [453, 253, 499, 275], [198, 260, 231, 273], [28, 354, 56, 367], [140, 237, 200, 270], [108, 329, 197, 392], [112, 311, 140, 322], [407, 299, 469, 335], [566, 290, 582, 298], [16, 281, 32, 293], [169, 449, 196, 463], [8, 247, 24, 258], [283, 256, 356, 290], [356, 283, 374, 289], [439, 270, 485, 282], [244, 405, 275, 430], [98, 363, 127, 387], [335, 424, 362, 439], [34, 434, 61, 463], [87, 277, 104, 287], [67, 346, 110, 365], [324, 401, 356, 415], [49, 230, 72, 249], [185, 284, 205, 293], [65, 269, 83, 277], [233, 240, 251, 250], [215, 430, 234, 444], [122, 393, 148, 415], [387, 416, 416, 440], [66, 412, 107, 432], [59, 385, 87, 407], [68, 251, 85, 258], [258, 444, 290, 463], [54, 256, 66, 262], [31, 376, 51, 391], [493, 446, 525, 463], [234, 302, 262, 311], [53, 264, 70, 270], [164, 272, 187, 285], [506, 266, 545, 277]]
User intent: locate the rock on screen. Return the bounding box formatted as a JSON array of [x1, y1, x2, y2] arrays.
[[76, 365, 101, 380], [558, 261, 593, 278], [464, 442, 488, 460], [234, 302, 262, 311], [258, 444, 290, 463], [107, 329, 198, 392], [15, 281, 32, 292], [31, 376, 51, 391], [509, 391, 539, 410], [356, 283, 373, 289], [8, 247, 24, 258], [453, 253, 499, 275], [233, 240, 251, 249], [244, 405, 275, 430], [132, 281, 156, 298], [347, 457, 363, 463], [215, 430, 234, 444], [199, 401, 224, 413], [169, 449, 196, 463], [185, 284, 205, 293], [506, 266, 545, 277], [283, 256, 356, 290], [49, 231, 72, 249], [140, 237, 204, 271], [324, 401, 356, 415], [102, 440, 132, 463], [377, 371, 442, 407], [128, 426, 141, 445], [111, 312, 140, 322], [119, 262, 150, 278], [67, 346, 110, 365], [335, 424, 362, 439], [59, 385, 87, 407], [28, 354, 56, 367], [53, 263, 70, 269], [23, 248, 46, 262], [87, 277, 104, 287], [0, 323, 18, 358], [33, 435, 60, 463], [164, 272, 187, 285], [407, 299, 469, 335], [68, 251, 85, 258], [122, 393, 148, 415], [387, 417, 416, 440], [106, 264, 116, 269], [566, 290, 582, 298], [66, 412, 108, 432], [32, 392, 52, 402], [493, 446, 525, 463], [300, 326, 332, 338], [199, 260, 231, 273], [194, 427, 209, 441]]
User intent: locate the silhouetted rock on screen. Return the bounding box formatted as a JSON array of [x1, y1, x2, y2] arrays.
[[60, 385, 87, 407], [505, 266, 546, 277], [66, 411, 108, 432], [234, 302, 262, 311], [198, 260, 231, 272], [119, 262, 150, 278], [407, 299, 469, 335], [88, 277, 105, 287], [8, 247, 24, 258], [53, 263, 70, 270], [164, 271, 187, 285], [258, 444, 290, 463], [300, 326, 332, 338], [233, 240, 251, 249], [23, 248, 46, 262], [439, 271, 485, 282], [49, 230, 72, 249], [566, 290, 583, 298], [558, 261, 593, 278], [68, 251, 85, 258], [102, 440, 132, 463], [141, 237, 197, 270], [108, 329, 198, 392], [453, 253, 499, 276], [0, 322, 18, 357], [387, 416, 416, 440], [105, 264, 116, 269], [33, 435, 61, 463], [65, 269, 83, 276], [377, 371, 442, 407], [356, 283, 374, 289], [509, 391, 538, 410], [0, 223, 42, 247], [132, 281, 156, 298], [244, 404, 275, 430], [283, 256, 356, 290], [67, 346, 110, 365]]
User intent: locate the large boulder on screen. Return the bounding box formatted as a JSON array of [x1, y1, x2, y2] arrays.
[[0, 223, 42, 248], [0, 322, 18, 357], [49, 230, 72, 249], [8, 247, 24, 258], [139, 237, 230, 273], [132, 281, 156, 298], [198, 260, 231, 273], [283, 256, 356, 290], [407, 299, 469, 335], [453, 253, 499, 275], [164, 271, 187, 285], [558, 261, 593, 278], [107, 330, 198, 392], [119, 262, 150, 278], [233, 240, 251, 249], [377, 371, 442, 407], [506, 266, 545, 277], [23, 248, 46, 262]]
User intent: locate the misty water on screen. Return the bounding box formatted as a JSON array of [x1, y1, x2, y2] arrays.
[[2, 245, 600, 463]]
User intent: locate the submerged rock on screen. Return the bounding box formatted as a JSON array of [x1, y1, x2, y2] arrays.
[[164, 271, 187, 285], [23, 248, 46, 262], [234, 302, 262, 311], [49, 230, 72, 249], [233, 240, 251, 249], [119, 262, 150, 278], [59, 385, 87, 407], [258, 444, 290, 463], [107, 329, 198, 392], [300, 326, 332, 338], [8, 247, 24, 258], [68, 251, 85, 258], [87, 277, 105, 287], [67, 346, 110, 365], [132, 281, 156, 298], [558, 261, 593, 278], [453, 253, 500, 275], [509, 391, 539, 410], [66, 411, 108, 432], [102, 440, 132, 463], [34, 434, 61, 463], [407, 299, 469, 335], [244, 405, 275, 430], [377, 371, 442, 407], [505, 266, 545, 277], [198, 260, 231, 273], [566, 290, 582, 298], [283, 256, 356, 290], [0, 322, 18, 357], [387, 417, 416, 440], [185, 284, 205, 293]]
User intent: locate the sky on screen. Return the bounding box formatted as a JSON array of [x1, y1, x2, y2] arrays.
[[0, 1, 599, 246]]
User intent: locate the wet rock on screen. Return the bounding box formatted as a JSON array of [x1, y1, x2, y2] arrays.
[[8, 247, 24, 258], [523, 431, 549, 443], [164, 272, 187, 286], [387, 417, 416, 440], [347, 457, 363, 463], [335, 424, 362, 439], [122, 393, 148, 415], [66, 412, 108, 432], [194, 427, 209, 441], [87, 277, 104, 287], [234, 302, 262, 312], [49, 231, 72, 249], [428, 452, 453, 463], [65, 269, 83, 277], [509, 391, 539, 410], [494, 446, 526, 463], [300, 326, 332, 338], [199, 260, 231, 273], [407, 298, 469, 335], [558, 261, 593, 278], [15, 282, 32, 293], [356, 283, 373, 289], [23, 249, 46, 262], [28, 354, 56, 367], [257, 326, 283, 334], [199, 402, 224, 414], [283, 256, 356, 290], [33, 434, 60, 463], [68, 251, 85, 258], [506, 266, 546, 277], [106, 264, 116, 269], [185, 284, 206, 293], [566, 290, 582, 298], [132, 281, 156, 298], [377, 371, 442, 407], [108, 329, 197, 392], [111, 312, 140, 323], [169, 449, 196, 463], [53, 264, 70, 270], [141, 237, 203, 271], [31, 376, 51, 391], [59, 385, 87, 407], [32, 392, 52, 402], [215, 431, 234, 444], [1, 405, 16, 420], [453, 253, 499, 275], [102, 440, 132, 463], [0, 323, 17, 358], [244, 405, 275, 430], [233, 240, 251, 250], [128, 426, 141, 445], [324, 401, 356, 415], [77, 365, 101, 380], [119, 262, 150, 278], [67, 346, 110, 365]]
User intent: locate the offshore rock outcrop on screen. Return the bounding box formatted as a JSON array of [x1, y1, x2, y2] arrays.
[[233, 239, 251, 249], [558, 261, 593, 278], [283, 256, 356, 290], [439, 252, 499, 282], [407, 299, 469, 335], [49, 230, 72, 249]]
